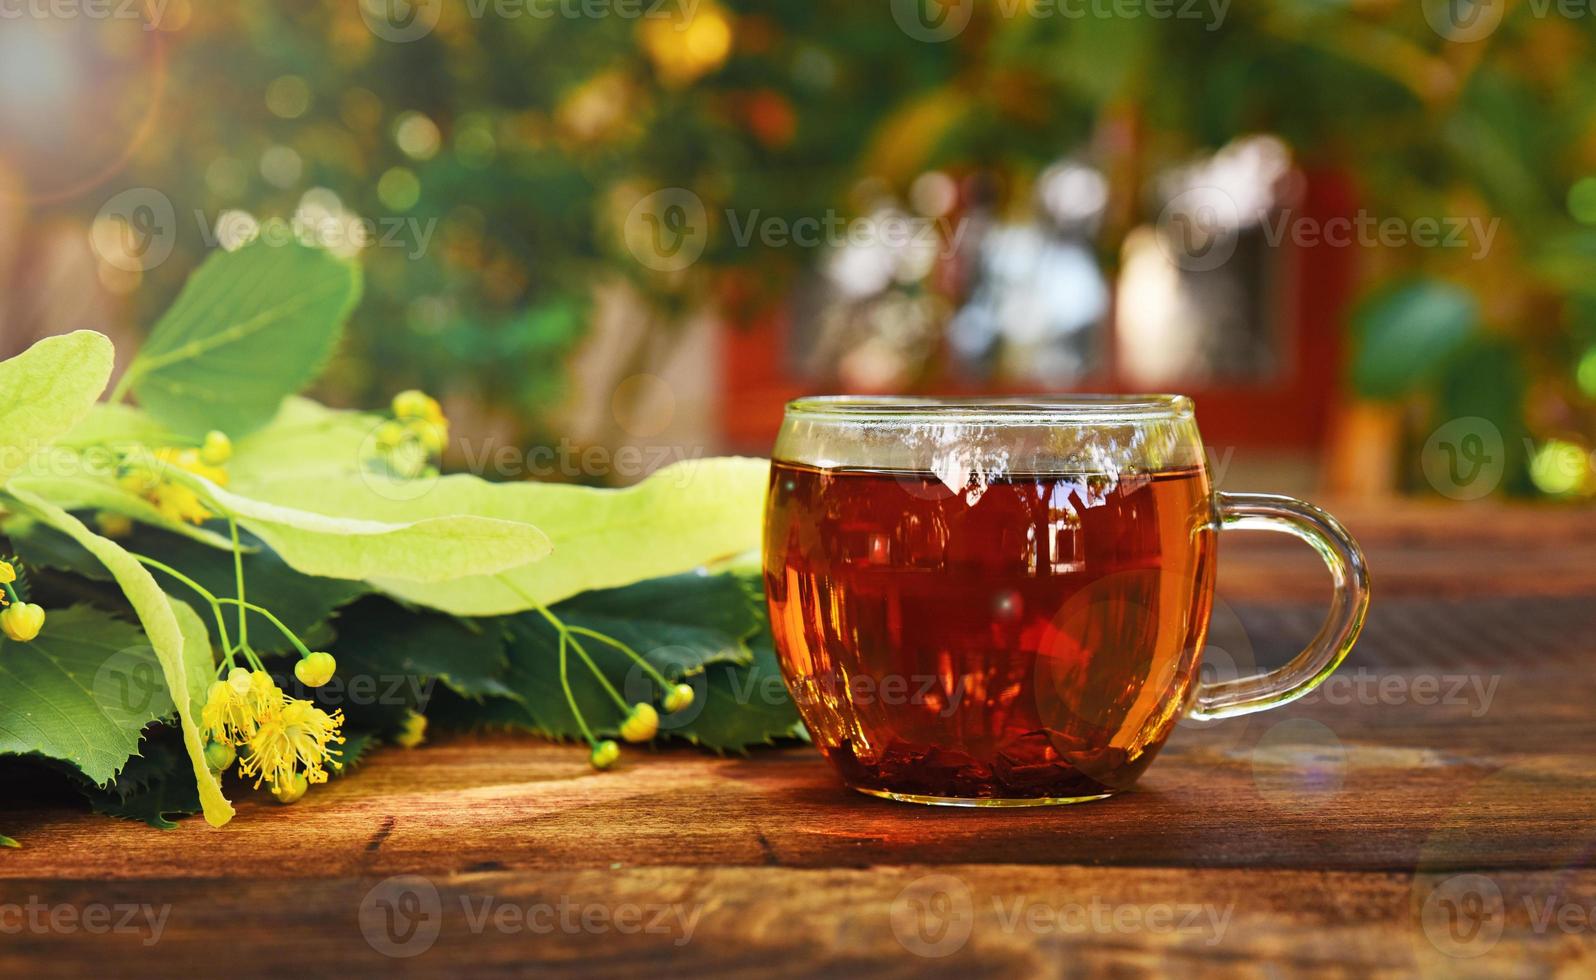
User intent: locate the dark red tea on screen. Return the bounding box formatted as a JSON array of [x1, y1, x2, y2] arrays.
[[763, 460, 1217, 802]]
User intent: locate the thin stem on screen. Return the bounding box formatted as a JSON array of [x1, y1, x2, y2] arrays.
[[2, 583, 19, 605], [564, 631, 629, 711], [567, 625, 672, 690], [108, 369, 136, 405], [215, 598, 312, 659], [228, 518, 247, 651], [130, 553, 234, 656], [558, 632, 596, 745]]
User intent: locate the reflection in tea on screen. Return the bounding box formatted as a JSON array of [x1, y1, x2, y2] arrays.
[[763, 460, 1216, 802]]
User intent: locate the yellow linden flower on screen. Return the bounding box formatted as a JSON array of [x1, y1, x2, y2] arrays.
[[0, 603, 46, 642], [154, 447, 229, 487], [395, 710, 427, 748], [95, 512, 134, 538], [240, 698, 344, 791], [121, 453, 218, 526], [201, 668, 283, 745], [0, 561, 14, 585]]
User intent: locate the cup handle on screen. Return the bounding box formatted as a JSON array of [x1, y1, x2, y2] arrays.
[[1189, 492, 1371, 720]]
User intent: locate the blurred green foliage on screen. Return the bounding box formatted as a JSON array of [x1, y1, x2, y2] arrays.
[[58, 0, 1596, 493]]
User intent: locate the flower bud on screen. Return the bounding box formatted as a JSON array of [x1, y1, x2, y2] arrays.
[[0, 603, 45, 642], [590, 739, 620, 770], [664, 683, 695, 714], [204, 740, 236, 772], [619, 703, 659, 743], [392, 389, 440, 422], [0, 561, 15, 585], [200, 430, 233, 465], [272, 772, 309, 804], [294, 651, 337, 688], [395, 710, 427, 748]]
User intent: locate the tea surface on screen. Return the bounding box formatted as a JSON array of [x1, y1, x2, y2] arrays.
[[763, 460, 1216, 801]]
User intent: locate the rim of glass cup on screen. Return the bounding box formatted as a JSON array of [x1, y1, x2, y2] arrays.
[[784, 394, 1194, 424]]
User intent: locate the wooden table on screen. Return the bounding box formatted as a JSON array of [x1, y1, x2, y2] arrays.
[[4, 502, 1595, 977]]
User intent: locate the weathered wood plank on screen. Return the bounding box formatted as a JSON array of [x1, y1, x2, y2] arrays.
[[0, 867, 1590, 978]]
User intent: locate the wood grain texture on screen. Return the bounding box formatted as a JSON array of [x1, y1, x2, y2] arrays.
[[2, 503, 1594, 977]]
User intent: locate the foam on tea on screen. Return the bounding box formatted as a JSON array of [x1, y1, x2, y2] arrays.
[[763, 460, 1216, 802]]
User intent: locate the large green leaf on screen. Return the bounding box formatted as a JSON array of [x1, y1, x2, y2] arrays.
[[222, 402, 769, 612], [170, 469, 553, 584], [83, 737, 201, 831], [226, 396, 378, 492], [240, 456, 770, 615], [553, 573, 759, 670], [1351, 280, 1480, 400], [673, 617, 805, 753], [491, 573, 770, 742], [4, 487, 233, 827], [0, 331, 115, 485], [8, 519, 364, 654], [118, 240, 362, 438], [327, 597, 515, 703], [0, 605, 169, 785]]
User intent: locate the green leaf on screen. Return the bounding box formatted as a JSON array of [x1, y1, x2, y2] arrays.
[[673, 617, 805, 753], [120, 240, 363, 438], [56, 403, 181, 450], [226, 396, 379, 492], [327, 598, 514, 703], [8, 463, 239, 551], [1351, 280, 1480, 400], [81, 736, 200, 831], [368, 458, 769, 615], [223, 402, 767, 612], [4, 487, 233, 827], [0, 605, 169, 785], [0, 834, 17, 848], [171, 469, 553, 584], [0, 331, 115, 485], [9, 518, 367, 655], [554, 573, 760, 670]]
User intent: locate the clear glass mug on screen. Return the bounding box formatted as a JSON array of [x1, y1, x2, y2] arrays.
[[762, 396, 1369, 806]]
